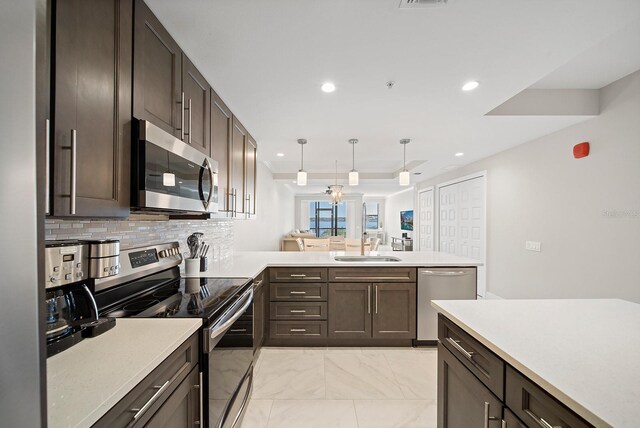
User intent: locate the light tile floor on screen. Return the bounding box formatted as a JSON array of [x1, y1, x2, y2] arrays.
[[240, 347, 438, 428]]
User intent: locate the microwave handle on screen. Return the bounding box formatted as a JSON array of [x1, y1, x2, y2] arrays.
[[198, 159, 214, 210]]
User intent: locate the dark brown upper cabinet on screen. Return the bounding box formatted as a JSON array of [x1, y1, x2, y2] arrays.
[[133, 0, 181, 137], [181, 55, 210, 155], [51, 0, 132, 217], [245, 134, 257, 216], [210, 89, 232, 212], [230, 116, 247, 215]]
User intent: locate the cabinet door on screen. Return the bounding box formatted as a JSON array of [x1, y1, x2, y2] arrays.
[[437, 343, 502, 428], [133, 0, 181, 137], [53, 0, 131, 217], [503, 408, 527, 428], [144, 367, 200, 428], [372, 283, 416, 339], [210, 89, 232, 212], [181, 54, 210, 155], [328, 283, 372, 339], [254, 282, 265, 353], [244, 134, 257, 216], [230, 117, 247, 215]]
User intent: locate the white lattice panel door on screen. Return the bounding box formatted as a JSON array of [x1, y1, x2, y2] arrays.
[[418, 189, 434, 250]]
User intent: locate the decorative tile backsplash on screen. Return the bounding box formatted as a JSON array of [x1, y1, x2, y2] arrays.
[[44, 217, 235, 258]]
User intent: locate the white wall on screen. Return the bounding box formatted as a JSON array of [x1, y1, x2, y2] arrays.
[[0, 0, 45, 425], [416, 70, 640, 303], [384, 188, 415, 242], [234, 162, 295, 251]]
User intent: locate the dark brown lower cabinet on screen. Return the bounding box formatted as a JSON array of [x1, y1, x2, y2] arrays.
[[373, 283, 416, 339], [437, 342, 503, 428], [328, 283, 372, 339], [503, 408, 527, 428], [145, 367, 200, 428], [253, 273, 266, 356]]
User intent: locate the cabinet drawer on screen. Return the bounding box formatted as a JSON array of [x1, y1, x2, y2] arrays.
[[270, 283, 327, 301], [270, 267, 327, 282], [328, 267, 416, 282], [270, 302, 327, 320], [439, 314, 505, 400], [270, 321, 327, 338], [506, 366, 592, 428], [94, 333, 199, 427]]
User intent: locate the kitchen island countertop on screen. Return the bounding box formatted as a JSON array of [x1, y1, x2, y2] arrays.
[[47, 318, 202, 428], [201, 250, 482, 279], [432, 298, 640, 428]]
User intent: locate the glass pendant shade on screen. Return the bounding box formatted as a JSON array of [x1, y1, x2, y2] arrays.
[[349, 171, 359, 186], [297, 170, 307, 186], [399, 170, 410, 186]]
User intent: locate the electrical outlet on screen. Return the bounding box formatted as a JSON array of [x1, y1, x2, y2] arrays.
[[525, 241, 541, 252]]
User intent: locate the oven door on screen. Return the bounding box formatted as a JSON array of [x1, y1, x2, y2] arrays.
[[135, 120, 219, 213], [204, 288, 254, 428]]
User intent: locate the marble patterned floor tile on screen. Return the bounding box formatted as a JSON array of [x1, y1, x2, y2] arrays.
[[253, 352, 325, 399], [353, 399, 437, 428], [239, 399, 273, 428], [384, 349, 438, 399], [266, 400, 358, 428], [324, 353, 404, 399]]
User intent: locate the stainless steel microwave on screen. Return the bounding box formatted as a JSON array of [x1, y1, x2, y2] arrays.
[[132, 120, 219, 214]]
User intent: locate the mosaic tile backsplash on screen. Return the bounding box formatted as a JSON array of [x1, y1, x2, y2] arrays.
[[44, 217, 235, 258]]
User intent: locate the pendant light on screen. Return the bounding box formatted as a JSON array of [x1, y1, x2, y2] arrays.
[[328, 160, 344, 205], [399, 139, 411, 186], [348, 139, 359, 186], [297, 139, 307, 186]]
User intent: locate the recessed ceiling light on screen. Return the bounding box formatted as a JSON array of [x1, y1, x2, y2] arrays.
[[276, 153, 285, 157], [455, 152, 464, 157], [461, 81, 479, 91], [292, 181, 297, 184], [321, 82, 336, 93]]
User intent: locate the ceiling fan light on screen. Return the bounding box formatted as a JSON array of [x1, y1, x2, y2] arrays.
[[297, 170, 307, 186], [399, 170, 410, 186], [349, 171, 359, 186]]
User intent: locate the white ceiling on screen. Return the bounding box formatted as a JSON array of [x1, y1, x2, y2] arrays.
[[147, 0, 640, 196]]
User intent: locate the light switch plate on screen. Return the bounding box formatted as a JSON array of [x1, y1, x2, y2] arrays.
[[525, 241, 541, 252]]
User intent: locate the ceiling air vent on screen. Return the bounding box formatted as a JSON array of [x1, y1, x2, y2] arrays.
[[399, 0, 449, 9]]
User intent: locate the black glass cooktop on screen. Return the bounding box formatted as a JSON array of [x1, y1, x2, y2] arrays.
[[98, 269, 251, 323]]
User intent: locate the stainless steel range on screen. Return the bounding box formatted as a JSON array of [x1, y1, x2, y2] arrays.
[[93, 242, 253, 428]]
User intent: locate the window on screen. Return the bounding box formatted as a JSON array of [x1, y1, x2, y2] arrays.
[[366, 203, 379, 229], [309, 201, 346, 237]]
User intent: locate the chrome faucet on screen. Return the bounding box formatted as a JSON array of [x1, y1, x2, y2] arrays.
[[361, 202, 368, 255]]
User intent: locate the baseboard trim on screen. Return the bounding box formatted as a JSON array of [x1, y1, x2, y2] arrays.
[[413, 339, 438, 347]]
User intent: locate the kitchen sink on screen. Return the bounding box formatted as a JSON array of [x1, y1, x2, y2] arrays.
[[334, 256, 402, 262]]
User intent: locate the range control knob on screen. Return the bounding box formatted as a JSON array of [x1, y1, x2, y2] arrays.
[[159, 250, 167, 258]]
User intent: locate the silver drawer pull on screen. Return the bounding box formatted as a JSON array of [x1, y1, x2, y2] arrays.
[[421, 270, 467, 276], [446, 337, 475, 360], [524, 410, 560, 428], [290, 328, 307, 332], [230, 328, 247, 333], [131, 380, 170, 420], [483, 402, 499, 428], [290, 309, 307, 313], [289, 291, 307, 295], [290, 274, 307, 278]]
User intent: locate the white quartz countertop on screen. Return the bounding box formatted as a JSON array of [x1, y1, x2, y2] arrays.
[[47, 318, 202, 428], [201, 250, 481, 279], [431, 299, 640, 428]]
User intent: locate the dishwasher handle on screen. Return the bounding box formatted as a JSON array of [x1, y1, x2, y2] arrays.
[[420, 270, 468, 276]]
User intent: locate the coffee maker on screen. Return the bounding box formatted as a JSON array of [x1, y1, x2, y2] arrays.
[[44, 240, 118, 357]]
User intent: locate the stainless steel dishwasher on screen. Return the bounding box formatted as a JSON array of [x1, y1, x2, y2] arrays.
[[417, 267, 477, 344]]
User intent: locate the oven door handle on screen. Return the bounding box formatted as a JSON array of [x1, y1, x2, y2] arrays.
[[205, 289, 253, 353]]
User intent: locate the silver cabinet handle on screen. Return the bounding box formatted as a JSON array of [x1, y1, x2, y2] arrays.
[[524, 409, 558, 428], [501, 421, 507, 428], [45, 119, 50, 214], [367, 285, 371, 314], [233, 188, 237, 217], [446, 337, 475, 361], [188, 98, 192, 144], [132, 380, 170, 421], [197, 371, 203, 426], [230, 328, 247, 333], [289, 291, 306, 295], [290, 309, 307, 313], [290, 328, 306, 332], [420, 270, 467, 276], [483, 402, 499, 428], [290, 274, 307, 278], [70, 129, 77, 215], [374, 285, 378, 314], [179, 91, 185, 140]]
